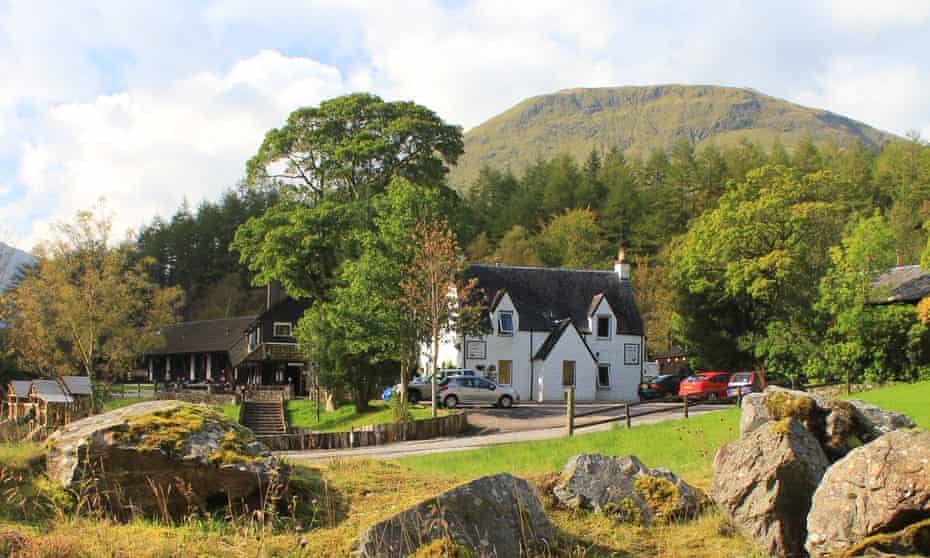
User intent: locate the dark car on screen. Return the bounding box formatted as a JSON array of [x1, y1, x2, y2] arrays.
[[638, 375, 682, 400], [678, 371, 731, 401]]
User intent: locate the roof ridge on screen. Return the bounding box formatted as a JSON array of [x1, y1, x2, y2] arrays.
[[165, 315, 259, 326], [469, 264, 618, 274]]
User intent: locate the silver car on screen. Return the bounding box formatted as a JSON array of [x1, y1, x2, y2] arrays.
[[438, 375, 519, 409]]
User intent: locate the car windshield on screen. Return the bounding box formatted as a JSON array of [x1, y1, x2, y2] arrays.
[[731, 373, 752, 383], [684, 376, 701, 382]]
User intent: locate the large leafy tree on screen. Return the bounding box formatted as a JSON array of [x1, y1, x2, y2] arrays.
[[536, 209, 609, 269], [246, 93, 464, 203], [670, 165, 845, 377], [1, 209, 183, 392]]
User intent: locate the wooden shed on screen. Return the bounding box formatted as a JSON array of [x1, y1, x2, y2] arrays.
[[4, 380, 34, 421], [29, 380, 75, 427]]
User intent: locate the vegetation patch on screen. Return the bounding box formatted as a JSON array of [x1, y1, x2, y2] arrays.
[[836, 517, 930, 557], [603, 497, 643, 525], [764, 391, 816, 422], [634, 476, 679, 520], [411, 537, 479, 558], [115, 405, 223, 457], [208, 430, 260, 466]]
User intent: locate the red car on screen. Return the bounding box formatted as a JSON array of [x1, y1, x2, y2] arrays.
[[678, 371, 731, 401]]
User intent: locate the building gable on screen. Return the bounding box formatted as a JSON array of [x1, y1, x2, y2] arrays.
[[533, 319, 597, 363]]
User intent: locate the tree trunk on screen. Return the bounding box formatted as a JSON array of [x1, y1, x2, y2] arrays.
[[324, 389, 337, 412], [353, 389, 370, 413], [431, 327, 440, 417], [399, 359, 408, 406]]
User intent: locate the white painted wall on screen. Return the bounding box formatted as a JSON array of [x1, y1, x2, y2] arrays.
[[537, 324, 597, 401]]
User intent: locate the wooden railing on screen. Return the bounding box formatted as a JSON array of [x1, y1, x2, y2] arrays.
[[564, 386, 740, 435]]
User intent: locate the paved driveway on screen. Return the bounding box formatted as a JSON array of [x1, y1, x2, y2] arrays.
[[280, 400, 728, 462]]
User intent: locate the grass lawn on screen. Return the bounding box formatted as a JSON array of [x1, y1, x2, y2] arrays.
[[220, 399, 443, 432], [100, 396, 149, 412]]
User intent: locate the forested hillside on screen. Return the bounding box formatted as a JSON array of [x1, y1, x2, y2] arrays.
[[451, 85, 893, 188]]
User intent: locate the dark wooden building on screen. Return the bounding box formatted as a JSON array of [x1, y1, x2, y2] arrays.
[[655, 347, 689, 376], [144, 286, 311, 396]]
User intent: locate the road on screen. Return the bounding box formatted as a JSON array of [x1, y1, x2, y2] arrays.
[[279, 400, 727, 462]]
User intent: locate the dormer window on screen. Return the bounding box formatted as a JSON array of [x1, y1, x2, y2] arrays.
[[273, 322, 293, 337], [498, 311, 514, 336], [596, 315, 611, 339]]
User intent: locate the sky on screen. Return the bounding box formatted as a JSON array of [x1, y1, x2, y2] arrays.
[[2, 0, 930, 251]]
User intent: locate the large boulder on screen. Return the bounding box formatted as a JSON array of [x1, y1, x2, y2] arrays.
[[711, 418, 829, 557], [47, 400, 281, 518], [805, 430, 930, 557], [551, 454, 705, 525], [355, 473, 554, 558], [737, 387, 915, 461]]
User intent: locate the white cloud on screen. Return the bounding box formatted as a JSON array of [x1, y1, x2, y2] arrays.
[[825, 0, 930, 35], [6, 50, 352, 249]]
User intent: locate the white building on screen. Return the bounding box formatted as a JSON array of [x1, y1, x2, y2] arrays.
[[421, 256, 645, 403]]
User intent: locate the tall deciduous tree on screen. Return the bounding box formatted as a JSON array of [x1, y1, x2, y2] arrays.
[[402, 219, 478, 417], [536, 209, 608, 269], [1, 208, 183, 396]]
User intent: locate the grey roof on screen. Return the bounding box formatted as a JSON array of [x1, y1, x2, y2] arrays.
[[61, 375, 92, 396], [6, 380, 32, 398], [146, 315, 258, 355], [32, 380, 73, 403], [533, 319, 598, 362], [870, 265, 930, 304], [465, 265, 644, 335]]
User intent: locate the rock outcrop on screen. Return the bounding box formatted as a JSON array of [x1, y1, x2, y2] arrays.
[[355, 473, 554, 558], [711, 418, 829, 557], [805, 430, 930, 557], [47, 400, 280, 518], [551, 454, 705, 525], [736, 386, 915, 461]]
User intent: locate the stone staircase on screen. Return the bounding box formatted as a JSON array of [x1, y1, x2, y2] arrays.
[[240, 400, 287, 437]]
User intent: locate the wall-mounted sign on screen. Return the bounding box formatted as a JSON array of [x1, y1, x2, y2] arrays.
[[465, 340, 487, 360], [624, 343, 641, 365]]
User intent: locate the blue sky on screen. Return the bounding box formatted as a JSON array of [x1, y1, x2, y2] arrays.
[[2, 0, 930, 250]]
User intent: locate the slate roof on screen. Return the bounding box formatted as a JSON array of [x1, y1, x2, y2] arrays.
[[7, 380, 32, 398], [61, 375, 92, 396], [465, 265, 644, 335], [32, 380, 73, 403], [533, 319, 597, 362], [146, 315, 258, 355], [870, 265, 930, 304]]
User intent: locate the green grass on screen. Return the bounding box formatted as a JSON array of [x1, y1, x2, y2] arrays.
[[220, 399, 443, 432], [841, 380, 930, 428], [398, 409, 740, 484], [100, 397, 148, 412], [0, 442, 45, 472]]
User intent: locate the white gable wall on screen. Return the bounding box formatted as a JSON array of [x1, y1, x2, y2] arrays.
[[537, 325, 597, 401], [585, 297, 642, 402]]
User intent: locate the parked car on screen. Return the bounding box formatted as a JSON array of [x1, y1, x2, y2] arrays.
[[437, 375, 519, 409], [726, 371, 764, 400], [403, 369, 476, 403], [638, 374, 683, 400], [678, 371, 731, 401]]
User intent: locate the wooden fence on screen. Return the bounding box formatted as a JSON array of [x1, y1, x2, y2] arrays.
[[565, 386, 740, 435], [258, 411, 469, 451]]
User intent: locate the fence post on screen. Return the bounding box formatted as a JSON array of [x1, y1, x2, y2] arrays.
[[566, 387, 575, 436], [737, 390, 743, 409], [624, 402, 631, 428], [683, 397, 689, 419]]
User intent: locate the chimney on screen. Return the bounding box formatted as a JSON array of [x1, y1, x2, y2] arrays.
[[614, 246, 631, 280], [266, 281, 283, 310]]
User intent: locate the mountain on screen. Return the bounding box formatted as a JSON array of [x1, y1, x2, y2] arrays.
[[450, 84, 894, 188], [0, 242, 33, 292]]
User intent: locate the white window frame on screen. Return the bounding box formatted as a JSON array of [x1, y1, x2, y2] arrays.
[[597, 363, 611, 389], [497, 311, 514, 336], [273, 322, 293, 337], [596, 314, 612, 340]]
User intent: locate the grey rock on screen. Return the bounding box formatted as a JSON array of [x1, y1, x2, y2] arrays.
[[355, 473, 554, 558], [847, 399, 916, 440], [806, 430, 930, 557], [711, 418, 829, 558], [46, 400, 280, 518], [552, 454, 705, 525], [738, 392, 769, 436]]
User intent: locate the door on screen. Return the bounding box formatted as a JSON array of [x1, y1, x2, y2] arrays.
[[457, 377, 478, 404], [473, 377, 498, 404], [497, 360, 512, 386], [562, 361, 576, 387]]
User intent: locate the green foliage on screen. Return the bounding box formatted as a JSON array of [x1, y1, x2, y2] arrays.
[[494, 225, 542, 266], [536, 209, 609, 268]]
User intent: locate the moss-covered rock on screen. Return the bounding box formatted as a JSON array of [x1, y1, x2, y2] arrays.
[[46, 400, 281, 520]]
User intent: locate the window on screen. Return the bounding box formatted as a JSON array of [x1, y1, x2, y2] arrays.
[[596, 315, 611, 339], [597, 364, 611, 388], [273, 322, 293, 337], [498, 360, 512, 385], [562, 360, 576, 386], [498, 311, 514, 336]]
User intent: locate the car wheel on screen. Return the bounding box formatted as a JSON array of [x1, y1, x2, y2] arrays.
[[407, 390, 420, 404], [444, 395, 458, 409], [707, 392, 718, 402], [498, 395, 513, 409]]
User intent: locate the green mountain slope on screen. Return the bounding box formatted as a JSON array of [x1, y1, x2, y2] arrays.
[[450, 84, 894, 188]]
